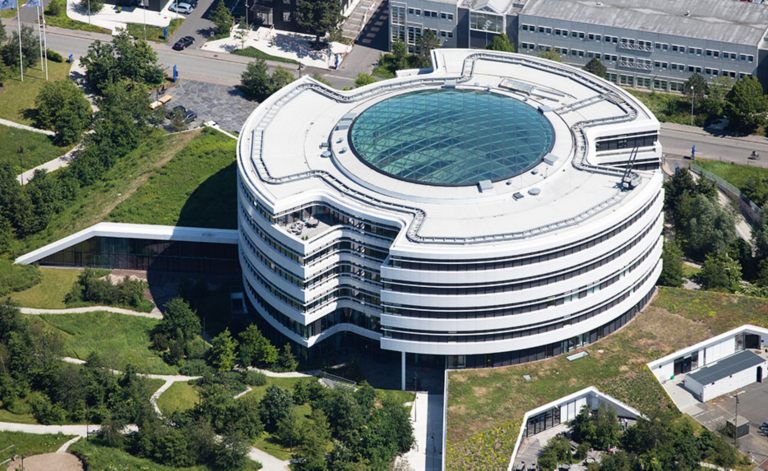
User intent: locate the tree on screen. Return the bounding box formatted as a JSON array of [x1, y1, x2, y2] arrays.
[[293, 410, 331, 471], [355, 72, 376, 87], [234, 19, 249, 50], [152, 297, 200, 363], [295, 0, 342, 45], [209, 328, 237, 371], [35, 80, 92, 145], [592, 404, 620, 450], [210, 0, 233, 37], [168, 107, 189, 132], [80, 0, 104, 13], [699, 251, 742, 292], [583, 58, 607, 78], [684, 194, 737, 260], [391, 41, 409, 70], [276, 407, 303, 448], [80, 30, 163, 93], [417, 29, 440, 63], [277, 343, 298, 371], [702, 76, 734, 118], [0, 20, 6, 43], [726, 76, 768, 133], [240, 58, 272, 101], [684, 73, 707, 104], [259, 385, 293, 432], [270, 66, 295, 92], [658, 241, 684, 287], [2, 26, 40, 68], [212, 431, 249, 470], [486, 33, 515, 52], [0, 61, 10, 88], [238, 324, 278, 368], [538, 50, 562, 62]]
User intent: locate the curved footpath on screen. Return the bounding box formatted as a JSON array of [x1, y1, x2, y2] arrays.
[[20, 306, 162, 319]]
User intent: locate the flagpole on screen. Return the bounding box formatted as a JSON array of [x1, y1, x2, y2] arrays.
[[41, 0, 48, 80], [36, 4, 44, 75], [16, 2, 23, 82]]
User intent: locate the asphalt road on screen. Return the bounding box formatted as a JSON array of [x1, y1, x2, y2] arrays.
[[660, 122, 768, 168], [2, 20, 356, 87]]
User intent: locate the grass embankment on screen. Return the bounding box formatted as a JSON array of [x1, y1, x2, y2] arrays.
[[0, 126, 71, 174], [126, 18, 184, 43], [629, 90, 708, 126], [0, 431, 74, 457], [157, 381, 199, 415], [108, 128, 237, 229], [44, 0, 111, 33], [10, 267, 81, 308], [695, 159, 768, 192], [232, 47, 299, 64], [0, 258, 40, 297], [30, 312, 178, 375], [0, 59, 70, 125], [70, 439, 208, 470], [11, 129, 201, 256], [445, 287, 768, 470]]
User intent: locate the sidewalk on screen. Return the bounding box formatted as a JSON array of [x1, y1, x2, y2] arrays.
[[65, 0, 182, 32], [20, 305, 162, 318], [17, 145, 82, 185], [0, 118, 55, 136]]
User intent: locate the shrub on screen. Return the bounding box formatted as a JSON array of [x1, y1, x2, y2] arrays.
[[179, 359, 214, 376], [242, 370, 267, 387], [64, 269, 150, 310], [46, 49, 63, 62]]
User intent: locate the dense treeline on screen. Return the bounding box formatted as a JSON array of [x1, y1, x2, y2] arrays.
[[0, 31, 162, 252], [538, 405, 744, 471]]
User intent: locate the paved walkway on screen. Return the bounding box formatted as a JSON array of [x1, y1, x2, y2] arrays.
[[17, 145, 82, 185], [65, 0, 182, 32], [0, 422, 97, 436], [20, 305, 162, 319], [57, 436, 83, 453], [0, 118, 55, 136], [399, 392, 443, 471], [248, 446, 290, 471]]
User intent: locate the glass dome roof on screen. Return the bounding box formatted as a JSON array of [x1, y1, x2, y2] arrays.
[[349, 89, 554, 186]]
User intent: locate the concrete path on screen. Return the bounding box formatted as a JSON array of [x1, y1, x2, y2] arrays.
[[20, 305, 162, 319], [0, 118, 55, 136], [57, 436, 83, 453], [0, 422, 97, 436], [399, 392, 443, 471], [247, 446, 290, 471], [245, 366, 316, 379], [150, 379, 176, 416], [17, 145, 82, 185], [233, 386, 252, 400]]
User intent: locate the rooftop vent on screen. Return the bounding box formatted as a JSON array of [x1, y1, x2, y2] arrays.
[[528, 187, 541, 196], [478, 180, 494, 193], [595, 1, 603, 5], [543, 153, 559, 166], [321, 151, 332, 158], [684, 10, 690, 16]]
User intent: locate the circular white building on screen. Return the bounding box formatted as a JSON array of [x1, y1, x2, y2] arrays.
[[237, 49, 664, 378]]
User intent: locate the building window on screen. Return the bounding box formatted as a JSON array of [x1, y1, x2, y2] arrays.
[[469, 11, 503, 33]]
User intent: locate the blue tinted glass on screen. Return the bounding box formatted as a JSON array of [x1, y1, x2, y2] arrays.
[[349, 89, 554, 186]]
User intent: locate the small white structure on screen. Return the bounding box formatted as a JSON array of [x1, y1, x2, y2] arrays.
[[506, 387, 643, 470], [683, 350, 767, 402], [648, 325, 768, 384]]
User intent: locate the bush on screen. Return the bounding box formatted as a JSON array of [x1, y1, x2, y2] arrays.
[[64, 269, 151, 311], [179, 359, 214, 376], [242, 370, 267, 387], [0, 259, 41, 297], [46, 49, 63, 63], [45, 0, 63, 16]]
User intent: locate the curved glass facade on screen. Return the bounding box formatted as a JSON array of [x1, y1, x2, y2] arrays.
[[349, 89, 555, 186]]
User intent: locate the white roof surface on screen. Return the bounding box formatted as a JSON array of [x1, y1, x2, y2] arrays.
[[238, 49, 661, 253]]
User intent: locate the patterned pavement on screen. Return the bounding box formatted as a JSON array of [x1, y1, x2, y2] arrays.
[[161, 79, 257, 132]]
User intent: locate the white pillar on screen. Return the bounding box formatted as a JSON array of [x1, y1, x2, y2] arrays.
[[401, 351, 406, 391]]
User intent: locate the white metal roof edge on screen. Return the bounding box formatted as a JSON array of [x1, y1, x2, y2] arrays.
[[15, 222, 239, 265], [646, 324, 768, 370], [506, 386, 644, 470]]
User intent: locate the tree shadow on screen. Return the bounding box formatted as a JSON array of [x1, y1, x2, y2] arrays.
[[176, 161, 238, 229]]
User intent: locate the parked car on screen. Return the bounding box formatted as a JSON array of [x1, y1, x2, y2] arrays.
[[169, 2, 193, 14], [166, 105, 197, 122], [172, 36, 195, 50]]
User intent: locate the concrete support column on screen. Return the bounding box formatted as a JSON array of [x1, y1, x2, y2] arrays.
[[401, 351, 406, 391]]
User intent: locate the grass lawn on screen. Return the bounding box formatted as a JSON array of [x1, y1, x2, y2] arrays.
[[376, 388, 416, 405], [126, 19, 184, 43], [31, 312, 178, 375], [682, 262, 701, 279], [695, 159, 768, 191], [11, 129, 201, 256], [0, 408, 38, 424], [628, 90, 708, 126], [0, 431, 74, 458], [157, 381, 199, 415], [10, 267, 81, 308], [445, 287, 768, 470], [232, 47, 299, 65], [0, 126, 71, 174], [70, 439, 208, 470], [0, 59, 71, 125], [0, 258, 40, 297], [108, 128, 237, 229], [44, 0, 111, 33]]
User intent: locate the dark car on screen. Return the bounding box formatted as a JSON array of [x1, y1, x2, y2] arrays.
[[172, 36, 195, 51], [166, 105, 197, 122]]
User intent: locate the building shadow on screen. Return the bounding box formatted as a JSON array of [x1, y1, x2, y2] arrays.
[[176, 161, 238, 229]]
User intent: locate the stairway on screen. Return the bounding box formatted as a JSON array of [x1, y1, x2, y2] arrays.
[[340, 0, 385, 42]]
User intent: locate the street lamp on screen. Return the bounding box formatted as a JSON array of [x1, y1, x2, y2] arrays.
[[87, 0, 91, 25], [690, 85, 695, 126]]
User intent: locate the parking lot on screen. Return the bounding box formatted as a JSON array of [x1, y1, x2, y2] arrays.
[[689, 381, 768, 466], [160, 80, 256, 132]]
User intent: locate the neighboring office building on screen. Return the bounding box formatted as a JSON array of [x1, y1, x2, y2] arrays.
[[390, 0, 768, 91], [237, 49, 663, 388], [683, 350, 766, 402], [251, 0, 358, 32]]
